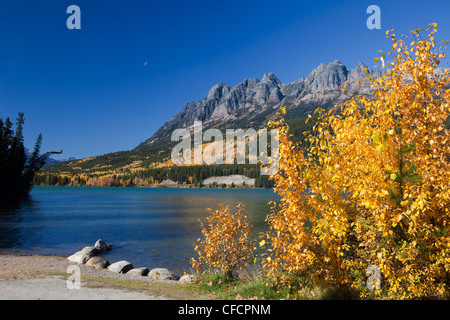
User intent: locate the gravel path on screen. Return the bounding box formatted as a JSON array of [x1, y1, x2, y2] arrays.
[[0, 277, 169, 300], [0, 254, 173, 300]]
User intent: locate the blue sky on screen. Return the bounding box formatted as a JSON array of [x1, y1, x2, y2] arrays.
[[0, 0, 449, 160]]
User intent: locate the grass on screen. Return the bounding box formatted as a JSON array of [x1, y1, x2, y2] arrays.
[[192, 272, 278, 300], [80, 275, 211, 300], [78, 272, 281, 300], [189, 269, 364, 300], [53, 271, 209, 300], [53, 268, 362, 300]]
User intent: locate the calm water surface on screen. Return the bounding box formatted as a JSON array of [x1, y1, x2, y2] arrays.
[[0, 187, 278, 274]]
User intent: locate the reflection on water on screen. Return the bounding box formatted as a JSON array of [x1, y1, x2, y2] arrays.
[[0, 198, 38, 249], [0, 187, 279, 273]]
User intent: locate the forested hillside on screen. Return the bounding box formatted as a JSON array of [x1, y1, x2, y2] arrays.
[[36, 116, 316, 188]]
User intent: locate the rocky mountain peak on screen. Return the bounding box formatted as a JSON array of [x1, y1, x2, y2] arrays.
[[138, 61, 374, 149], [347, 62, 374, 93], [305, 60, 348, 93], [207, 82, 231, 100], [348, 62, 373, 79], [261, 73, 282, 85]]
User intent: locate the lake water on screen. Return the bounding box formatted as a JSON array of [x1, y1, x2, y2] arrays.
[[0, 186, 279, 274]]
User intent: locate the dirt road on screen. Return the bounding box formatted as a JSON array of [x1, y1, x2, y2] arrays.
[[0, 254, 172, 300]]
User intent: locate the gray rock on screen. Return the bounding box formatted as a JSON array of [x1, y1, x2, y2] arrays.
[[148, 268, 179, 281], [67, 246, 99, 264], [85, 256, 110, 269], [67, 251, 91, 264], [107, 261, 134, 274], [81, 246, 100, 256], [284, 78, 305, 97], [207, 83, 231, 100], [179, 274, 195, 284], [94, 239, 111, 251], [305, 60, 348, 93], [126, 267, 149, 276]]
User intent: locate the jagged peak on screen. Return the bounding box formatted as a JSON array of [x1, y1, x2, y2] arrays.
[[348, 62, 374, 80], [308, 60, 347, 76], [207, 82, 231, 100], [261, 73, 282, 86], [352, 62, 370, 71]]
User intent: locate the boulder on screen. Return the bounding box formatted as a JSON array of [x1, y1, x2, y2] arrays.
[[179, 274, 195, 284], [126, 267, 149, 276], [67, 247, 99, 264], [148, 268, 179, 281], [107, 261, 134, 274], [81, 246, 101, 256], [94, 239, 110, 251], [67, 251, 90, 264], [85, 256, 110, 269]]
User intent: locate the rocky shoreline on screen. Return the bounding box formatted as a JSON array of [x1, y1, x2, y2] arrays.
[[67, 239, 194, 284], [0, 253, 177, 300]]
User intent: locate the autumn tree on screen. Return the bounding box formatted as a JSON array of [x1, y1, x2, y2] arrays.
[[263, 24, 450, 299], [191, 203, 255, 276]]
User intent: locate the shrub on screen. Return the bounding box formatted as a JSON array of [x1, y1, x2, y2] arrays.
[[191, 203, 256, 276]]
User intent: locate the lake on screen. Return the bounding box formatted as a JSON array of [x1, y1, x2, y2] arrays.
[[0, 186, 279, 274]]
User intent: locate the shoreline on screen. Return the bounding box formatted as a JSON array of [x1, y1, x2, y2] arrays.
[[32, 184, 273, 190], [0, 253, 70, 281], [0, 253, 146, 281], [0, 253, 184, 300], [0, 252, 180, 283]]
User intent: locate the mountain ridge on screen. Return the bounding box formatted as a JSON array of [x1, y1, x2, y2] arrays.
[[42, 60, 375, 177], [138, 60, 373, 149]]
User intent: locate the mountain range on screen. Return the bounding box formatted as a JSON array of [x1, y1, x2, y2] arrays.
[[138, 60, 373, 149], [25, 148, 76, 167], [42, 60, 374, 175]]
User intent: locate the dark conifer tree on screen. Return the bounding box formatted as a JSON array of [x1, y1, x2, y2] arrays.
[[0, 113, 61, 200]]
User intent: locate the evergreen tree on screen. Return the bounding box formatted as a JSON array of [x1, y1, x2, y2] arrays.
[[0, 113, 61, 200]]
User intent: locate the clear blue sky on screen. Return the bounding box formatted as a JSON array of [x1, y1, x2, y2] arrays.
[[0, 0, 449, 160]]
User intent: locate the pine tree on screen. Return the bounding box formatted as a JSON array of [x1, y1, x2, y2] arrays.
[[0, 113, 61, 200]]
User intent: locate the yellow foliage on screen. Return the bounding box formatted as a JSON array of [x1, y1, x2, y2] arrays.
[[190, 203, 255, 275], [264, 24, 450, 299]]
